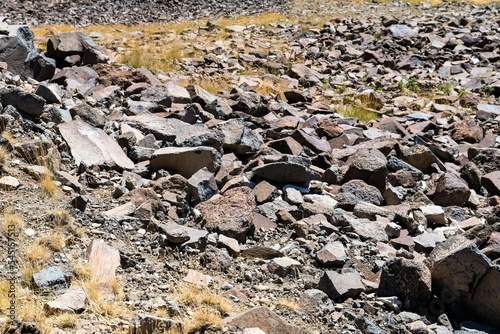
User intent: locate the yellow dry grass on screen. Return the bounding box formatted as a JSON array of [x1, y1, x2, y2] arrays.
[[334, 104, 381, 124], [276, 297, 302, 312], [0, 146, 8, 166]]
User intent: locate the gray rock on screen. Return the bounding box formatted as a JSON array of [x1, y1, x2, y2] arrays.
[[188, 167, 218, 204], [32, 266, 67, 290], [388, 24, 417, 37], [350, 219, 388, 242], [319, 270, 364, 300], [337, 180, 384, 210], [252, 162, 321, 184], [215, 119, 262, 155], [224, 307, 310, 334], [477, 104, 500, 121], [0, 85, 45, 116], [426, 236, 500, 328], [35, 83, 64, 104], [0, 25, 39, 79], [158, 221, 208, 247], [69, 102, 106, 128], [44, 285, 86, 314], [268, 257, 301, 277], [46, 32, 109, 67], [150, 146, 221, 179], [343, 148, 388, 190], [316, 241, 348, 267], [378, 258, 431, 311], [51, 66, 99, 97]]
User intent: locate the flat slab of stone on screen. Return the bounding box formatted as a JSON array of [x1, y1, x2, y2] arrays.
[[44, 285, 86, 314], [58, 120, 134, 170], [224, 306, 311, 334], [122, 113, 220, 147], [482, 171, 500, 196], [150, 146, 221, 178], [87, 239, 121, 284]]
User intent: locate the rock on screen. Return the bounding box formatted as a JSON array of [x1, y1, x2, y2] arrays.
[[419, 205, 446, 225], [253, 181, 279, 204], [58, 120, 134, 170], [426, 236, 500, 328], [477, 104, 500, 121], [187, 167, 218, 204], [451, 118, 484, 143], [353, 201, 395, 221], [241, 246, 283, 260], [350, 219, 388, 242], [268, 257, 300, 277], [385, 222, 402, 238], [200, 245, 233, 271], [151, 146, 221, 179], [159, 221, 208, 247], [224, 307, 310, 334], [69, 102, 106, 128], [218, 234, 240, 256], [342, 148, 387, 190], [252, 161, 321, 184], [87, 239, 120, 284], [433, 173, 471, 207], [183, 269, 212, 286], [288, 64, 323, 87], [196, 186, 255, 242], [35, 83, 64, 104], [32, 266, 67, 291], [46, 32, 108, 67], [0, 176, 20, 190], [378, 258, 431, 311], [0, 25, 39, 79], [0, 85, 45, 116], [337, 180, 384, 210], [71, 194, 89, 212], [123, 113, 221, 148], [388, 24, 417, 37], [129, 314, 183, 334], [403, 145, 444, 174], [316, 241, 348, 267], [215, 119, 262, 154], [319, 270, 365, 300], [481, 171, 500, 196], [44, 285, 86, 314], [51, 66, 99, 96]]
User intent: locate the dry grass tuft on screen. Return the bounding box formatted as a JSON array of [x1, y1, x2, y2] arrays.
[[1, 131, 14, 144], [187, 308, 223, 333], [37, 229, 66, 251], [276, 297, 302, 312], [3, 212, 25, 233], [334, 104, 380, 124], [40, 170, 58, 199], [176, 284, 232, 315], [52, 312, 78, 329], [0, 146, 8, 166], [49, 208, 73, 227]]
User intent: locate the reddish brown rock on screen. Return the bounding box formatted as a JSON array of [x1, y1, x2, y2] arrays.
[[433, 173, 471, 207], [482, 171, 500, 196], [451, 118, 484, 143], [196, 186, 256, 242]]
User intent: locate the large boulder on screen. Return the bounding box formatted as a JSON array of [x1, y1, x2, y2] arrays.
[[46, 32, 109, 67], [426, 236, 500, 328], [0, 24, 39, 79]]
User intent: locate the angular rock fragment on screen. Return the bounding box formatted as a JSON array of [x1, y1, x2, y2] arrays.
[[196, 186, 255, 242], [129, 314, 183, 334], [316, 241, 348, 267], [224, 307, 310, 334], [433, 173, 471, 207], [58, 120, 134, 170], [150, 146, 221, 178], [377, 258, 431, 311], [44, 285, 86, 314], [319, 270, 364, 300]]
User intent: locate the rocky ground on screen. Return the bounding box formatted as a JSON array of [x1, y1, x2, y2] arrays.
[[0, 0, 500, 334]]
